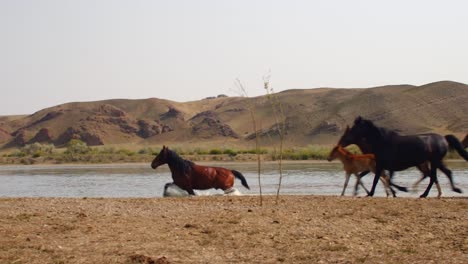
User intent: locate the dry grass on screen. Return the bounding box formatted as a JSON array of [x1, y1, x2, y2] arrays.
[[0, 196, 467, 263]]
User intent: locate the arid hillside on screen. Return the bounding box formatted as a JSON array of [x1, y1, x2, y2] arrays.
[[1, 81, 467, 149]]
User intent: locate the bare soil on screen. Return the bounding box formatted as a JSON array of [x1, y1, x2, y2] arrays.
[[0, 196, 467, 263]]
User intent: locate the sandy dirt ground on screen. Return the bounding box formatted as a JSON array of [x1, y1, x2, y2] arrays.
[[0, 195, 467, 264]]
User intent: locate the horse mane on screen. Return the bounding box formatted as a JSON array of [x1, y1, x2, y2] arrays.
[[355, 117, 399, 140], [166, 149, 194, 173], [337, 146, 353, 157]]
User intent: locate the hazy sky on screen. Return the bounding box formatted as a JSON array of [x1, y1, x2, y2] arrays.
[[1, 0, 467, 115]]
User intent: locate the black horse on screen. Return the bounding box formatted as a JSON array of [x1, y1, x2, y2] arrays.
[[338, 117, 467, 198], [337, 127, 410, 196], [338, 126, 442, 196]]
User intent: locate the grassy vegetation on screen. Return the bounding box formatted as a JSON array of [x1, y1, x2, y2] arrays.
[[0, 141, 464, 165], [0, 141, 337, 165]]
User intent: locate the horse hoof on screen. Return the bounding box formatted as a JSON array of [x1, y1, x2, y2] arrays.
[[419, 194, 428, 198], [454, 188, 462, 193]]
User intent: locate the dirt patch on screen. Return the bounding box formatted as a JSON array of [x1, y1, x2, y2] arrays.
[[127, 254, 169, 264], [0, 196, 466, 263]]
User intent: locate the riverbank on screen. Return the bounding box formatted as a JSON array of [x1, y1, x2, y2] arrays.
[[0, 196, 466, 263]]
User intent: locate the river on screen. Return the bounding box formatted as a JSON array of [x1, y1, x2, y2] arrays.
[[0, 161, 467, 198]]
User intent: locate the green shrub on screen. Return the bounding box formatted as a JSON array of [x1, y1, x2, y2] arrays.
[[194, 148, 208, 155], [98, 147, 115, 154], [223, 149, 237, 156], [209, 149, 222, 155], [138, 147, 154, 155], [116, 149, 135, 156], [271, 146, 332, 160], [241, 148, 268, 154], [65, 139, 90, 155], [20, 143, 55, 157]]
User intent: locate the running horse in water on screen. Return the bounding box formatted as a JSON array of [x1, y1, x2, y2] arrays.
[[151, 146, 250, 195], [338, 117, 467, 198]]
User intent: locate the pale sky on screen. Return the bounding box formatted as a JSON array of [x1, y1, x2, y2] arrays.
[[1, 0, 467, 115]]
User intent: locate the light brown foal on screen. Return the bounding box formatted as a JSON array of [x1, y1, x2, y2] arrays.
[[327, 146, 393, 197]]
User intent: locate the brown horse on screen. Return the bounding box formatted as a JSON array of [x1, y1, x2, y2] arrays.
[[327, 146, 393, 197], [463, 133, 468, 148], [151, 146, 250, 195]]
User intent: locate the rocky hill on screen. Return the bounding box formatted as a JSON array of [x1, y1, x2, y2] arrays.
[[1, 81, 467, 150]]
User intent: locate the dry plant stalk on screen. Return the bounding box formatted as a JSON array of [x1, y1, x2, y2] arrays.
[[235, 79, 263, 206], [263, 74, 286, 204]]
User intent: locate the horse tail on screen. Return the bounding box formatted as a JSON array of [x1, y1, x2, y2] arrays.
[[232, 170, 250, 190], [445, 135, 468, 161]]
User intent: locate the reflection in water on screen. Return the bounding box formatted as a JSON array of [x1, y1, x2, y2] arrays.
[[0, 162, 467, 198]]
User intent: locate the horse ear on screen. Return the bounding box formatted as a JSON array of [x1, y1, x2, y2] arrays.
[[354, 116, 363, 124]]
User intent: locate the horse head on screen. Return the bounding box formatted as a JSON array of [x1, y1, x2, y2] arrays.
[[338, 116, 376, 148], [151, 145, 169, 169], [327, 145, 340, 161]]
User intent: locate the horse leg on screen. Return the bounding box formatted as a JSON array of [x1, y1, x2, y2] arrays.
[[420, 162, 438, 198], [341, 173, 351, 196], [379, 177, 389, 197], [434, 177, 442, 199], [358, 170, 370, 178], [412, 175, 426, 193], [368, 166, 383, 197], [356, 174, 370, 196], [414, 163, 429, 193], [380, 174, 394, 197], [439, 163, 462, 194], [387, 171, 397, 197], [186, 187, 196, 196], [387, 171, 408, 192]]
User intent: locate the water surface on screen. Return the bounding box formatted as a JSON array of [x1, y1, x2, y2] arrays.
[[0, 161, 467, 198]]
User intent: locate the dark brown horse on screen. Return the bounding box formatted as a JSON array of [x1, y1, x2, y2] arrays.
[[151, 146, 250, 195], [463, 133, 468, 148]]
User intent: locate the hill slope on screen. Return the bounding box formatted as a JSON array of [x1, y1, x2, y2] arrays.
[[1, 81, 467, 149]]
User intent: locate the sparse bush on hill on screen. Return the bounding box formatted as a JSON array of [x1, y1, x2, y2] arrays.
[[65, 139, 91, 155], [138, 147, 154, 155], [276, 146, 331, 160], [98, 147, 116, 154], [209, 149, 222, 155], [116, 149, 135, 156], [19, 143, 55, 157], [3, 142, 464, 165], [223, 148, 237, 156], [193, 148, 208, 155]]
